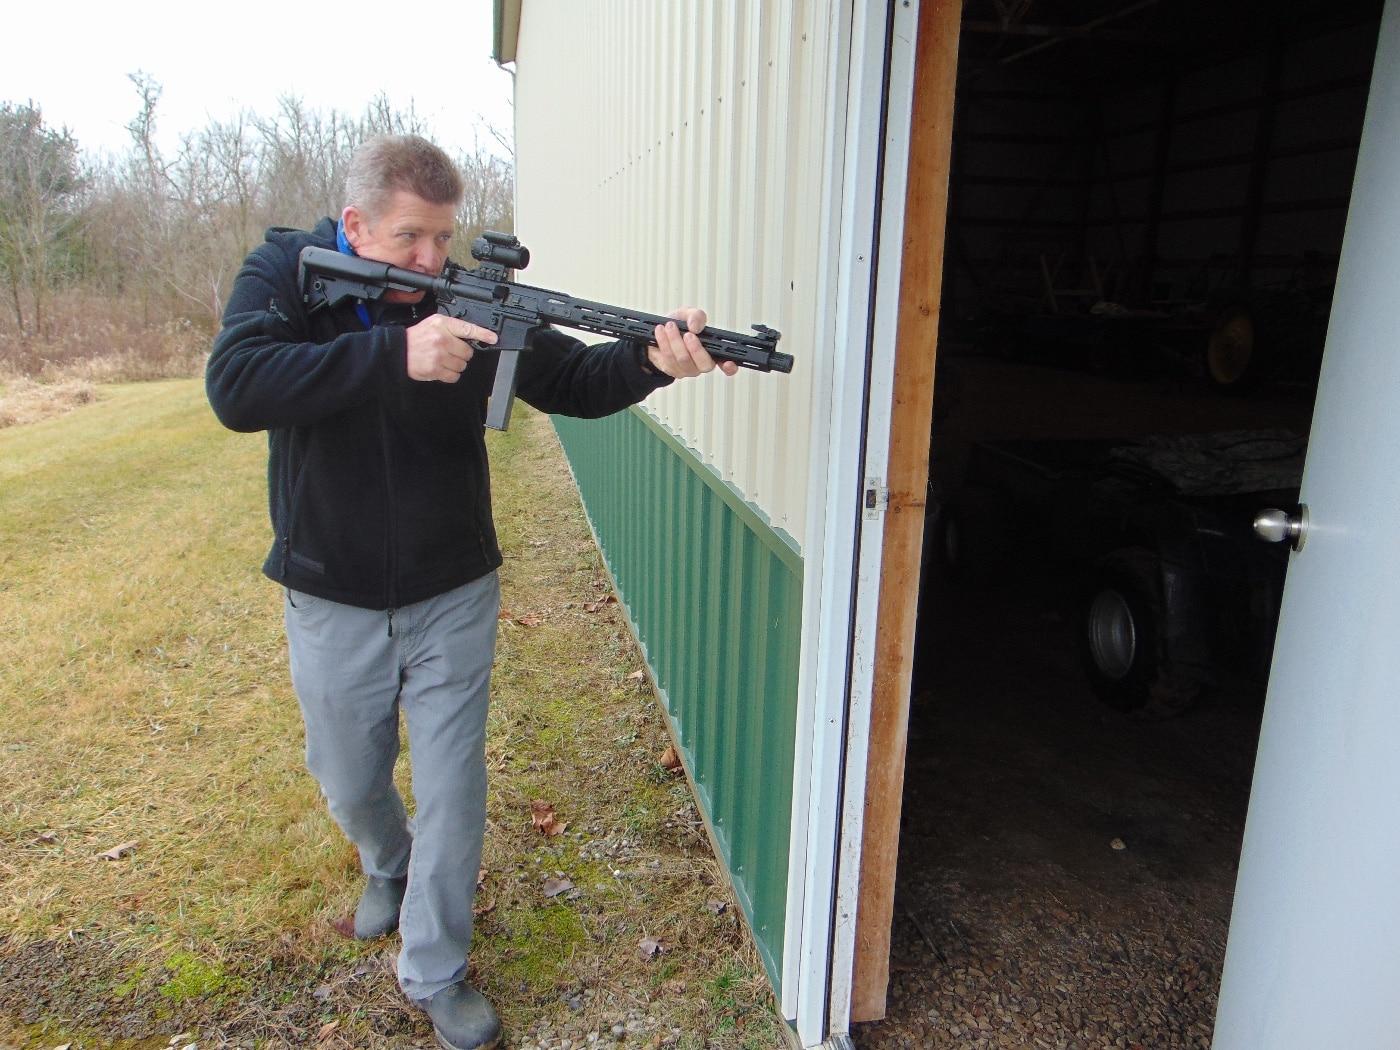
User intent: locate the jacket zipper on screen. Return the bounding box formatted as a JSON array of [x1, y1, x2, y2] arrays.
[[368, 299, 400, 629], [380, 401, 399, 621]]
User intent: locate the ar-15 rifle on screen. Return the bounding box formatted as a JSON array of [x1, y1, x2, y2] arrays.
[[299, 231, 791, 430]]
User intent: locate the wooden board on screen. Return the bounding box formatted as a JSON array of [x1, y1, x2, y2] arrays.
[[850, 0, 963, 1023]]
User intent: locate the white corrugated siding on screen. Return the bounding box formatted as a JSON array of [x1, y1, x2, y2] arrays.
[[511, 0, 833, 547]]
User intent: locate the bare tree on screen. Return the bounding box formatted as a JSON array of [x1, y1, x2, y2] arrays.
[[117, 72, 179, 325], [454, 133, 515, 255], [13, 76, 516, 343], [0, 101, 84, 336]]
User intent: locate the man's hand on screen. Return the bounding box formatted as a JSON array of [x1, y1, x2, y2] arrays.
[[405, 315, 498, 383], [648, 308, 741, 379]]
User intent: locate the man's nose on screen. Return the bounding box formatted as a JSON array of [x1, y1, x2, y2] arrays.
[[415, 244, 446, 274]]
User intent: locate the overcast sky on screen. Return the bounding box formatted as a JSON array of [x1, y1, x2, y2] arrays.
[[2, 0, 515, 161]]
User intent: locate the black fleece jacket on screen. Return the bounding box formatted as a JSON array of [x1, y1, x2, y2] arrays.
[[207, 218, 671, 610]]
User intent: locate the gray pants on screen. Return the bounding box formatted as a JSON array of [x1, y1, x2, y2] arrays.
[[284, 572, 500, 1000]]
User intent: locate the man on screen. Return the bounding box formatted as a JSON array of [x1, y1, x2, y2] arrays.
[[206, 134, 733, 1050]]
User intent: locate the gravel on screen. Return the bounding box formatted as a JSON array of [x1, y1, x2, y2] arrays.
[[854, 868, 1227, 1049], [852, 573, 1260, 1050]]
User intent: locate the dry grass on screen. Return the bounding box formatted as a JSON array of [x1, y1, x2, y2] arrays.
[[0, 380, 783, 1049], [0, 380, 308, 939], [0, 377, 100, 427], [0, 294, 208, 429], [0, 292, 209, 393]]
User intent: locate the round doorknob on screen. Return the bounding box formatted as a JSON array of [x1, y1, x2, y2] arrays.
[[1254, 505, 1308, 551]]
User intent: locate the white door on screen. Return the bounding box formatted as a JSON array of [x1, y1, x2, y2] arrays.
[[1212, 3, 1400, 1045]]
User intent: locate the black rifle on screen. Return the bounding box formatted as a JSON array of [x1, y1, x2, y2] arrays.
[[299, 231, 791, 430]]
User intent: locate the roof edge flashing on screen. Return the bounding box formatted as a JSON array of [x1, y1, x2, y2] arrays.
[[493, 0, 522, 65]]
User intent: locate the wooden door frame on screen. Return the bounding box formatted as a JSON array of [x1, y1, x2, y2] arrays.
[[850, 0, 963, 1023]]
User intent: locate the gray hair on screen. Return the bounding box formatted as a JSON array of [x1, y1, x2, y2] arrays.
[[343, 135, 464, 221]]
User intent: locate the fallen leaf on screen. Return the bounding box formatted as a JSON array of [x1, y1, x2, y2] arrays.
[[626, 669, 646, 681], [515, 613, 545, 627], [317, 1020, 340, 1042], [167, 1035, 192, 1047], [96, 840, 139, 861], [659, 746, 683, 771], [477, 867, 488, 889], [498, 609, 516, 620], [472, 900, 496, 917], [703, 899, 728, 915], [530, 800, 568, 836], [583, 595, 617, 613], [530, 799, 554, 827], [36, 831, 58, 844], [638, 935, 664, 959], [543, 877, 575, 898], [329, 916, 356, 939]]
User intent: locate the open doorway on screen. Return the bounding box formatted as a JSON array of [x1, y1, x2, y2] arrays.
[[856, 1, 1380, 1045]]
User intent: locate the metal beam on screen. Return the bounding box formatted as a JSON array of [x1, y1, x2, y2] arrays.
[[998, 0, 1164, 65], [962, 19, 1141, 41]]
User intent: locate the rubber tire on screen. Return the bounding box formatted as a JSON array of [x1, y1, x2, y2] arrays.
[[1080, 547, 1202, 719]]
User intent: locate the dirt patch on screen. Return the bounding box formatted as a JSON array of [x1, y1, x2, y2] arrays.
[[0, 937, 418, 1049], [853, 569, 1261, 1049], [0, 928, 767, 1050]]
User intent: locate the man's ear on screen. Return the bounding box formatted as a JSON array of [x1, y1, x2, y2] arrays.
[[342, 205, 369, 249]]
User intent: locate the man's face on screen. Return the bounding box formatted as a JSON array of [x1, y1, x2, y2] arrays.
[[342, 190, 458, 303]]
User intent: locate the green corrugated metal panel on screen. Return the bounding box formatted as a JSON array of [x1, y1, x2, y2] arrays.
[[551, 406, 802, 992]]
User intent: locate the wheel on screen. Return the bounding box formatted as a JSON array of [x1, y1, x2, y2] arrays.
[[1205, 305, 1265, 393], [1080, 547, 1202, 719]]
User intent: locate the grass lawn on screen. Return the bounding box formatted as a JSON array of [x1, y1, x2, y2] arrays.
[[0, 380, 782, 1049]]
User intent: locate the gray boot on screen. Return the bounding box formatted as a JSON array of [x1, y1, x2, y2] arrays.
[[353, 875, 408, 940], [414, 981, 501, 1050]]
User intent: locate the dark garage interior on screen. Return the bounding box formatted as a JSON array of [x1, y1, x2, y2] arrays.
[[856, 1, 1382, 1047]]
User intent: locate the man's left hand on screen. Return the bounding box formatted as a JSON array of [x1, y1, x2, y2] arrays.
[[648, 308, 740, 379]]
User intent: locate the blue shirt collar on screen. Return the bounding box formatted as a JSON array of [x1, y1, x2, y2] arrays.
[[335, 218, 356, 256], [335, 219, 372, 328]]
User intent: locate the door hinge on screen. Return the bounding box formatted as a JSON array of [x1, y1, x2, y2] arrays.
[[864, 478, 889, 519]]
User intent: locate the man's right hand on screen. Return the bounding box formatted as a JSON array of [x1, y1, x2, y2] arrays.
[[405, 315, 498, 383]]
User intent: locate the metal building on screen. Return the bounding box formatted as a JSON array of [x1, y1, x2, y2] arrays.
[[496, 4, 933, 1042], [495, 1, 1400, 1047]]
